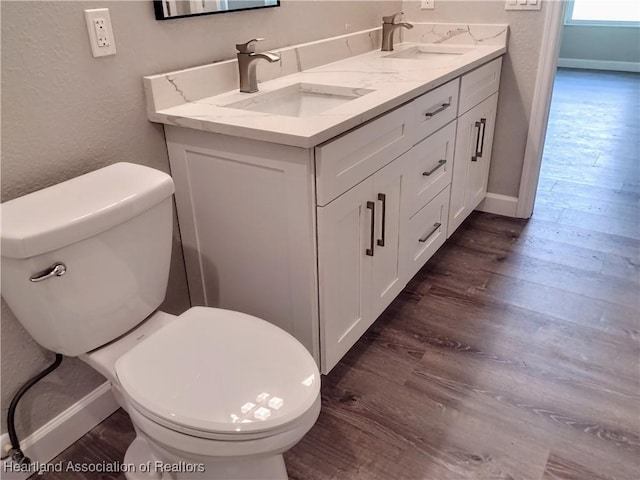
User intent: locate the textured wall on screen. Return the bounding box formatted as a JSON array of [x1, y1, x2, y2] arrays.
[[0, 0, 400, 439], [402, 0, 547, 197], [560, 25, 640, 63]]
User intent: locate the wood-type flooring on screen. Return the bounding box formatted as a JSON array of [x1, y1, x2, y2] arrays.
[[28, 68, 639, 479]]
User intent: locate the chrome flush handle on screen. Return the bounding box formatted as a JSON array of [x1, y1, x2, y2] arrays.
[[30, 263, 67, 282]]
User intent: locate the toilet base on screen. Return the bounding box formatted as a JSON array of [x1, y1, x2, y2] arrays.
[[124, 437, 162, 480], [123, 436, 287, 480]]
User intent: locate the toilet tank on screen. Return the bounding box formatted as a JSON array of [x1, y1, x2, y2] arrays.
[[1, 163, 175, 356]]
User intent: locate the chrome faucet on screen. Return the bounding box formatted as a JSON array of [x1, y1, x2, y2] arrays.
[[381, 13, 414, 52], [236, 38, 280, 93]]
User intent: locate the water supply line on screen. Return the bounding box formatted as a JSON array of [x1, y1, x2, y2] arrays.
[[5, 353, 63, 465]]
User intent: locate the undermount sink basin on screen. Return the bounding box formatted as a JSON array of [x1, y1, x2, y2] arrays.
[[223, 83, 374, 118], [384, 45, 473, 65]]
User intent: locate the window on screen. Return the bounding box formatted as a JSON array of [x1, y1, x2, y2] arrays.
[[565, 0, 640, 25]]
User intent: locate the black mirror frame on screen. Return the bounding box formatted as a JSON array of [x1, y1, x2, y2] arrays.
[[154, 0, 280, 21]]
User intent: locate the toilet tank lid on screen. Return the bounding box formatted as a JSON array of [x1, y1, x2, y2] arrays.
[[1, 163, 175, 259]]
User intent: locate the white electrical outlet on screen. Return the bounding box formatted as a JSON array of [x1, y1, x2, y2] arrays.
[[421, 0, 435, 9], [93, 18, 110, 47], [84, 8, 116, 57]]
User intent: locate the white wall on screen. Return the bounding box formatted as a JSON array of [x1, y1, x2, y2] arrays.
[[402, 0, 547, 197], [0, 0, 400, 440]]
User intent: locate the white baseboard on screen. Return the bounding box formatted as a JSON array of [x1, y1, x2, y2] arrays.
[[558, 58, 640, 73], [1, 382, 119, 480], [477, 193, 519, 217]]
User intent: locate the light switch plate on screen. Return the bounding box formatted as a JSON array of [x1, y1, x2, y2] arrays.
[[505, 0, 541, 10], [84, 8, 117, 57]]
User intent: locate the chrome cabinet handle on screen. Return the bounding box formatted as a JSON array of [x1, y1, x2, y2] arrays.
[[472, 120, 482, 161], [377, 193, 386, 247], [422, 159, 447, 177], [425, 102, 451, 118], [366, 201, 375, 256], [478, 117, 487, 157], [418, 223, 441, 243], [471, 118, 486, 162], [30, 263, 67, 283]]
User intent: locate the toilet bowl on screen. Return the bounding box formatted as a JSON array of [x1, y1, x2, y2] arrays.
[[84, 307, 321, 480], [1, 163, 321, 479]]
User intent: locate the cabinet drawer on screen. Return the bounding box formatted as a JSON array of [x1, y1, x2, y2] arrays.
[[315, 102, 413, 206], [404, 121, 456, 217], [403, 185, 450, 282], [458, 58, 502, 115], [410, 78, 459, 144]]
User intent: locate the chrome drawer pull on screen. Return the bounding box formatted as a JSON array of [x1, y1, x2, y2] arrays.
[[418, 223, 441, 243], [471, 118, 486, 162], [30, 263, 67, 282], [425, 102, 450, 118], [422, 159, 447, 177], [377, 193, 386, 247], [478, 117, 487, 157], [366, 201, 375, 256]]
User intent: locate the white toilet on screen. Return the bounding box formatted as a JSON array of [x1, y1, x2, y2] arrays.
[[1, 162, 321, 480]]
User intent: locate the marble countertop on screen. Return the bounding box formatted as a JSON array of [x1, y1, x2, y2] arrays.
[[145, 25, 507, 148]]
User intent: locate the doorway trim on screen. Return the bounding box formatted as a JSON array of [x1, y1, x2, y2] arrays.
[[516, 0, 567, 218]]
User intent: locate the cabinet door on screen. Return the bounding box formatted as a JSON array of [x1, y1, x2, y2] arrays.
[[317, 178, 374, 373], [370, 160, 405, 319], [448, 93, 498, 236]]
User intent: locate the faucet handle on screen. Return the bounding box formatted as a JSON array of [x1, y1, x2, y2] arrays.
[[382, 12, 403, 24], [236, 38, 265, 54]]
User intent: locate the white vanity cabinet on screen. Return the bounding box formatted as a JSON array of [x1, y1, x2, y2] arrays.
[[315, 79, 458, 372], [448, 93, 499, 235], [448, 58, 502, 236], [163, 57, 502, 374]]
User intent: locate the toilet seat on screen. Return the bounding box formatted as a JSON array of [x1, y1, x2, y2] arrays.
[[115, 307, 320, 439]]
